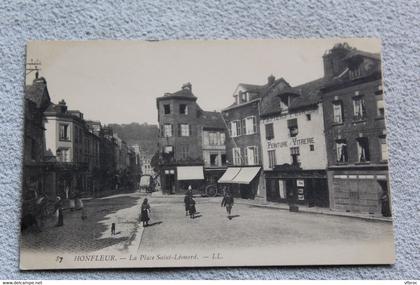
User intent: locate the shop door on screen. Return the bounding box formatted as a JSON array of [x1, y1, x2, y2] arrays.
[[165, 173, 175, 194], [285, 179, 296, 204]]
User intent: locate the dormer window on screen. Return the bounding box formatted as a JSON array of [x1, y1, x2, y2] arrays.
[[179, 104, 188, 115], [239, 91, 249, 103], [279, 95, 290, 113]]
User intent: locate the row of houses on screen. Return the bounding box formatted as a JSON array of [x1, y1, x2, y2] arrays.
[[156, 43, 391, 217], [22, 74, 141, 215]]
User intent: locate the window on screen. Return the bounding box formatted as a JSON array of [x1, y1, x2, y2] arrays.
[[336, 140, 348, 163], [268, 150, 276, 169], [179, 104, 188, 115], [210, 154, 218, 166], [221, 154, 227, 165], [243, 116, 257, 135], [309, 144, 315, 151], [356, 137, 370, 162], [376, 96, 385, 117], [59, 124, 70, 141], [306, 114, 311, 121], [232, 147, 241, 165], [164, 145, 174, 154], [279, 95, 290, 111], [333, 101, 344, 123], [220, 133, 225, 145], [353, 96, 366, 120], [290, 147, 300, 166], [230, 120, 241, 137], [180, 145, 189, 159], [380, 136, 388, 161], [246, 146, 259, 165], [278, 179, 286, 199], [239, 91, 249, 103], [57, 148, 70, 162], [179, 124, 190, 137], [287, 118, 298, 137], [209, 132, 217, 145], [163, 124, 173, 137], [265, 123, 274, 140], [164, 104, 171, 114]]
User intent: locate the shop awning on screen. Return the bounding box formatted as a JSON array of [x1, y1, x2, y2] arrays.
[[218, 167, 241, 183], [177, 166, 204, 180], [218, 167, 260, 184]]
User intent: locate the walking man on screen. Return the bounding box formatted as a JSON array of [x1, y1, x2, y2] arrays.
[[221, 191, 234, 219], [188, 195, 196, 219], [184, 190, 191, 216]]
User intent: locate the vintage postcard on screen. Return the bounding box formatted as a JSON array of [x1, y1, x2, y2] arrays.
[[20, 38, 395, 269]]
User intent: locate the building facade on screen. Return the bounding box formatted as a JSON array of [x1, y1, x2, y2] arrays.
[[321, 43, 390, 216], [22, 75, 53, 216], [44, 100, 89, 199], [156, 83, 227, 194], [259, 78, 330, 208], [220, 76, 290, 200]]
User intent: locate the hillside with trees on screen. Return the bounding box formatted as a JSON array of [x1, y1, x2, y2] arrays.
[[108, 122, 159, 156]]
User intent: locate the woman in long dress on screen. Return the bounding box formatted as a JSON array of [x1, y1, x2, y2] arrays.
[[140, 198, 151, 226]]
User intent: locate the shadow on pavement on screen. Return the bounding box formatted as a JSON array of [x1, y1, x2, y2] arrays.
[[228, 215, 240, 220]]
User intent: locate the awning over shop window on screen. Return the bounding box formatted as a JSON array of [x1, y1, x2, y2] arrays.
[[218, 167, 241, 183], [218, 167, 260, 184], [177, 166, 204, 180]]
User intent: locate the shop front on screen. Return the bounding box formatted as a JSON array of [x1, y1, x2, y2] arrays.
[[265, 165, 329, 208], [218, 167, 261, 199], [161, 165, 205, 194], [328, 165, 390, 216]]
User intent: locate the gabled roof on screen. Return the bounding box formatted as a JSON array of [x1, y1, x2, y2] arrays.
[[260, 77, 327, 117]]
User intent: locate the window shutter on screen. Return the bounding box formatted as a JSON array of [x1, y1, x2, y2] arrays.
[[189, 124, 192, 136], [241, 119, 246, 135], [243, 147, 248, 165], [253, 117, 257, 134]]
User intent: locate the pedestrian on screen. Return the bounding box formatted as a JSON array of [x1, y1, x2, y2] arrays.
[[381, 190, 391, 217], [140, 198, 151, 227], [188, 196, 196, 219], [221, 191, 234, 219], [55, 196, 64, 227], [184, 189, 192, 216], [111, 222, 116, 235]]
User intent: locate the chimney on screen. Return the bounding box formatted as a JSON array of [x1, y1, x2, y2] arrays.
[[323, 43, 352, 79], [58, 99, 67, 113], [267, 74, 275, 85], [182, 82, 192, 91]]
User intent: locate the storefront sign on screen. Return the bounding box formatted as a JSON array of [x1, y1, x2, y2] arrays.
[[267, 137, 315, 149]]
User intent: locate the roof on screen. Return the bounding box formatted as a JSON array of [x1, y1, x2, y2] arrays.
[[343, 50, 381, 61], [260, 77, 327, 117], [24, 77, 51, 111], [200, 111, 226, 130], [157, 85, 197, 101], [224, 78, 290, 112]]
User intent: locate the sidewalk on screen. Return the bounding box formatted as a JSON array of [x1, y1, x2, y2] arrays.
[[149, 192, 392, 222]]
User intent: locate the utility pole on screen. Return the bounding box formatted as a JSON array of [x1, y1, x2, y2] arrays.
[[26, 58, 42, 77]]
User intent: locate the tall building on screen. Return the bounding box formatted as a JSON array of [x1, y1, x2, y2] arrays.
[[220, 76, 290, 200], [22, 75, 53, 213], [321, 43, 390, 216], [156, 83, 227, 194], [259, 78, 330, 208], [44, 100, 89, 199]]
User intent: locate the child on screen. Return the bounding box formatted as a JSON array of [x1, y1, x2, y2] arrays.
[[140, 198, 151, 226]]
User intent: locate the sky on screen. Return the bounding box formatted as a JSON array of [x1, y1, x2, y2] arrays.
[[26, 38, 381, 125]]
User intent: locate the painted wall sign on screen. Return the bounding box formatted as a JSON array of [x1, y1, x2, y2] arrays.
[[297, 179, 305, 187], [268, 137, 315, 149]]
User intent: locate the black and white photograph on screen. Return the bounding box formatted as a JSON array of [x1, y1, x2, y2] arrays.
[[20, 38, 395, 269]]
